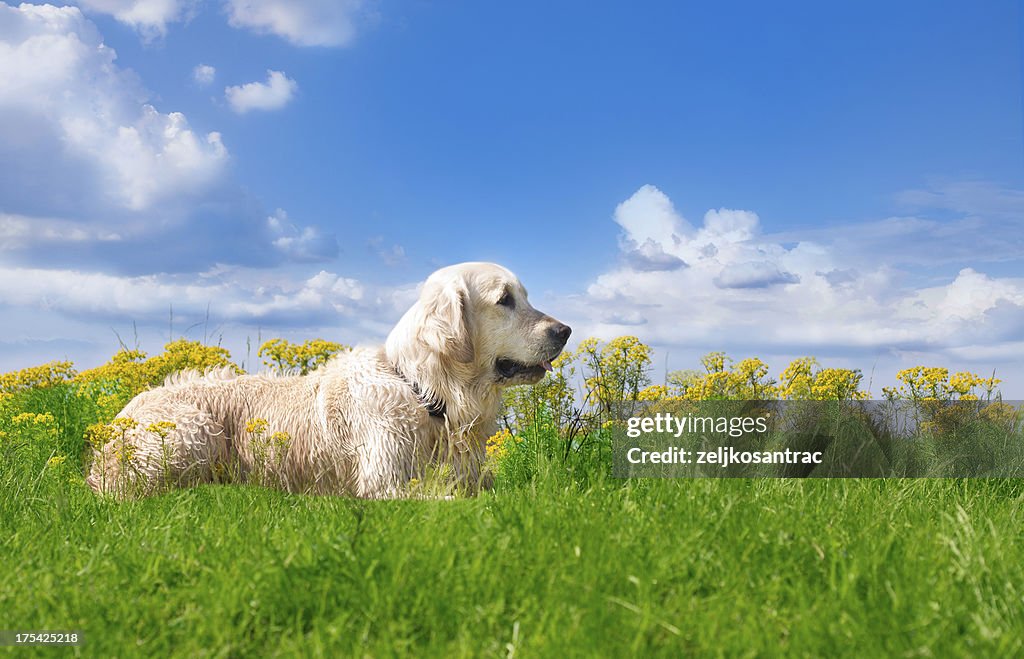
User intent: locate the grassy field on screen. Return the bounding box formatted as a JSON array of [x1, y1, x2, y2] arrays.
[[1, 381, 1024, 656]]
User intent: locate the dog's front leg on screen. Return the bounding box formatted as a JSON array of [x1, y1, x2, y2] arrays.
[[350, 426, 417, 499]]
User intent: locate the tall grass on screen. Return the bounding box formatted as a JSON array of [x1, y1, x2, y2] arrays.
[[3, 383, 1024, 656]]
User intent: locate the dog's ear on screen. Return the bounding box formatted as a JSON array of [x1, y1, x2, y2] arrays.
[[420, 277, 475, 364]]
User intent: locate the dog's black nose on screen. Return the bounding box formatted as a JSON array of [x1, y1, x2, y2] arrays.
[[548, 323, 572, 345]]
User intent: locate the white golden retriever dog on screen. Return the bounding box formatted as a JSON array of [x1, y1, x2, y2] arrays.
[[86, 262, 571, 498]]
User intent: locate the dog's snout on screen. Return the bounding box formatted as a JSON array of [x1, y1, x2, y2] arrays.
[[548, 322, 572, 345]]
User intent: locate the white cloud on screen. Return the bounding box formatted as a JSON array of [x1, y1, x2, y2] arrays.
[[223, 0, 366, 47], [70, 0, 370, 47], [898, 269, 1024, 335], [225, 70, 298, 113], [67, 105, 227, 210], [895, 180, 1024, 218], [568, 185, 1024, 393], [0, 265, 382, 322], [0, 262, 425, 374], [0, 263, 423, 374], [614, 183, 691, 249], [713, 261, 799, 289], [0, 213, 122, 248], [0, 5, 336, 273], [192, 63, 215, 86], [73, 0, 195, 40], [266, 209, 338, 262], [0, 4, 228, 212]]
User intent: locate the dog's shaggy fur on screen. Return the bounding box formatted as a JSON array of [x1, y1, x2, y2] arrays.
[[86, 262, 571, 498]]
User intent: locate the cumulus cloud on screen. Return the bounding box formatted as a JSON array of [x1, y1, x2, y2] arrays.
[[624, 239, 686, 272], [568, 185, 1024, 388], [713, 261, 799, 289], [74, 105, 228, 211], [614, 184, 691, 249], [225, 70, 298, 113], [73, 0, 195, 40], [0, 4, 228, 213], [192, 63, 215, 86], [0, 5, 336, 274], [223, 0, 367, 47]]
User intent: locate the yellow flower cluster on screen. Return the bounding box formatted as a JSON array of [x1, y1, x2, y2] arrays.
[[74, 350, 150, 422], [147, 340, 238, 378], [777, 357, 818, 399], [884, 367, 1001, 402], [3, 412, 59, 442], [980, 402, 1019, 429], [146, 421, 177, 440], [624, 353, 872, 401], [246, 417, 288, 447], [245, 417, 269, 436], [577, 336, 653, 410], [703, 352, 728, 374], [486, 428, 521, 460], [809, 368, 869, 401], [270, 431, 291, 452], [85, 416, 139, 450], [11, 412, 56, 426], [243, 419, 291, 485], [637, 385, 671, 401], [114, 441, 137, 465], [258, 338, 349, 375], [680, 354, 780, 400], [85, 423, 114, 450], [0, 361, 76, 393], [75, 340, 241, 420]]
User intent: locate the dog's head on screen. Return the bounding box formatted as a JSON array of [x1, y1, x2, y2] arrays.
[[387, 262, 571, 386]]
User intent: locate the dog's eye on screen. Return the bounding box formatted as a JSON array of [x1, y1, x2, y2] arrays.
[[497, 291, 515, 309]]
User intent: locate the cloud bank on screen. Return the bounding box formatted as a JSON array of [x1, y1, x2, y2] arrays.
[[566, 184, 1024, 384], [0, 4, 335, 275]]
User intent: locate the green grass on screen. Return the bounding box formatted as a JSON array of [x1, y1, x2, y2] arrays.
[[3, 392, 1024, 656]]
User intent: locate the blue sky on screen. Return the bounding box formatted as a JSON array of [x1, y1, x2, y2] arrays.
[[1, 1, 1022, 394]]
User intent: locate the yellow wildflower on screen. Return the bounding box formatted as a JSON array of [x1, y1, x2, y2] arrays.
[[246, 418, 269, 435], [258, 338, 349, 375], [146, 421, 177, 440], [891, 367, 1001, 402], [0, 361, 76, 393], [271, 431, 291, 453], [110, 416, 139, 433], [637, 385, 669, 401], [114, 442, 137, 465], [486, 428, 520, 460]]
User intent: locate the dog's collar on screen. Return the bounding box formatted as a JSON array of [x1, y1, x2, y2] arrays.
[[394, 367, 447, 420]]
